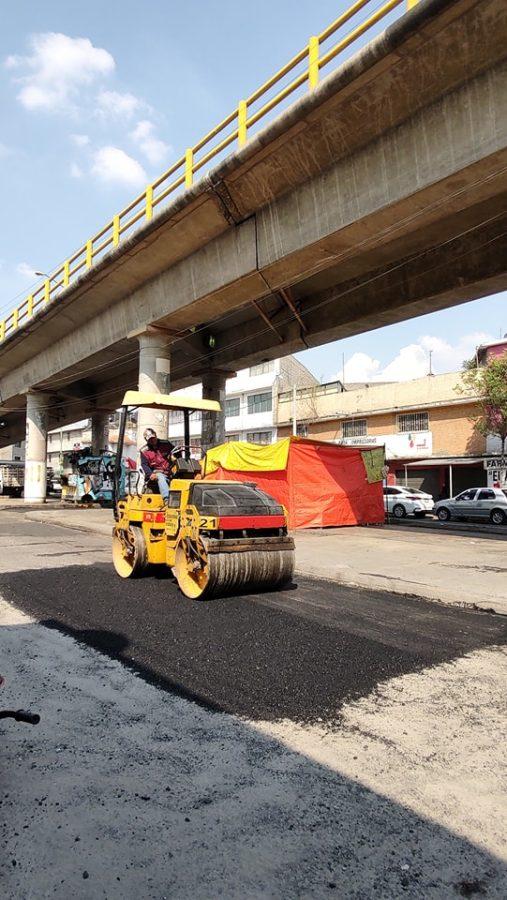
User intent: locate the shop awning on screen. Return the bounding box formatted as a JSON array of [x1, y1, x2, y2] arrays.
[[405, 457, 485, 467]]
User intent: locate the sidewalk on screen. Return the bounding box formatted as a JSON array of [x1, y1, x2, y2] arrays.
[[19, 504, 507, 614]]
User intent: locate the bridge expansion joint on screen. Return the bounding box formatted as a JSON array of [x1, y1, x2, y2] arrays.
[[206, 174, 245, 226]]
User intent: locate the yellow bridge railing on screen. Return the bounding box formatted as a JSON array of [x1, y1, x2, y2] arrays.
[[0, 0, 420, 346]]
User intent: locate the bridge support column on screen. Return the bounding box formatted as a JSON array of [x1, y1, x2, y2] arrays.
[[201, 371, 227, 453], [24, 391, 51, 503], [136, 329, 171, 449], [91, 412, 110, 455]]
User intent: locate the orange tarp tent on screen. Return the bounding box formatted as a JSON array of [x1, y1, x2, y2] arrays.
[[202, 437, 385, 529]]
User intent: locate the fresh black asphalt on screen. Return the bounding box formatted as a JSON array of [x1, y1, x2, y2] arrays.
[[1, 518, 505, 723]]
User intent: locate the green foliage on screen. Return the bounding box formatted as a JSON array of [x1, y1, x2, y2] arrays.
[[460, 352, 507, 449]]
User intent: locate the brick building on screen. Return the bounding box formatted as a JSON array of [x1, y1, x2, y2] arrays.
[[277, 372, 487, 498]]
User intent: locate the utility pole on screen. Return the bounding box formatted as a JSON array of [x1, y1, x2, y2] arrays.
[[292, 385, 297, 436], [428, 350, 433, 376]]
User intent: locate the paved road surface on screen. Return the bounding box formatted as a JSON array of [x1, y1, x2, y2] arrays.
[[1, 513, 506, 898]]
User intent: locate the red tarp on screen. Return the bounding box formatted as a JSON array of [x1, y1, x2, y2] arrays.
[[204, 438, 384, 529]]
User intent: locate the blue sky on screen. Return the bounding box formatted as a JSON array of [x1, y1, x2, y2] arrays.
[[1, 0, 505, 384]]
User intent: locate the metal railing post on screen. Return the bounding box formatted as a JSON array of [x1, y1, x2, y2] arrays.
[[0, 321, 4, 342], [63, 261, 70, 287], [27, 294, 34, 317], [309, 36, 319, 89], [112, 214, 120, 248], [145, 185, 153, 222], [238, 100, 247, 147], [185, 149, 193, 188], [407, 0, 419, 8], [44, 279, 50, 304], [86, 240, 93, 269]]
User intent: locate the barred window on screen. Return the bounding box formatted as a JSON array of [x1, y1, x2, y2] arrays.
[[247, 392, 272, 414], [249, 361, 273, 376], [169, 410, 184, 424], [397, 412, 429, 433], [342, 419, 367, 438], [246, 431, 272, 445], [225, 397, 240, 417], [296, 424, 308, 437], [226, 433, 240, 443]]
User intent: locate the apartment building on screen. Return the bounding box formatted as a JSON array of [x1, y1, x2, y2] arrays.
[[168, 356, 317, 450], [277, 372, 489, 497]]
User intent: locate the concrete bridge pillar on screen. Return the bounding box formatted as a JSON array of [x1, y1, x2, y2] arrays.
[[136, 329, 171, 449], [201, 371, 227, 452], [24, 391, 51, 503], [91, 411, 110, 455]]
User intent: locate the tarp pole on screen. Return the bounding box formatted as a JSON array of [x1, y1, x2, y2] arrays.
[[449, 464, 453, 498], [292, 386, 297, 436]]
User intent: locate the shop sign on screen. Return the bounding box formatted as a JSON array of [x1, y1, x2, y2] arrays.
[[484, 456, 507, 487], [338, 431, 432, 459]]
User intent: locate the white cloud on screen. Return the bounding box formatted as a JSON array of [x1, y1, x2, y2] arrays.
[[130, 119, 170, 166], [340, 331, 496, 383], [96, 90, 142, 120], [70, 162, 83, 178], [6, 33, 115, 113], [70, 133, 90, 147], [16, 262, 37, 279], [91, 146, 147, 188]]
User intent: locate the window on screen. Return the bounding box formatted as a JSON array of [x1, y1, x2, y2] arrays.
[[225, 397, 240, 417], [342, 419, 367, 438], [478, 489, 495, 500], [225, 434, 240, 443], [246, 431, 272, 445], [384, 487, 401, 495], [296, 424, 308, 437], [169, 410, 184, 424], [397, 412, 429, 433], [456, 490, 477, 501], [247, 392, 272, 414], [249, 361, 273, 376], [14, 441, 21, 448]]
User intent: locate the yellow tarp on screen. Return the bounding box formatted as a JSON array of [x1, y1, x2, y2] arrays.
[[204, 438, 292, 475], [360, 447, 385, 484]]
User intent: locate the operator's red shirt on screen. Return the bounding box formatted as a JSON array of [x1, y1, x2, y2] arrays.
[[141, 442, 173, 475]]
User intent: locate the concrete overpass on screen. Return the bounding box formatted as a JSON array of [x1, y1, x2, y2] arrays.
[[0, 0, 506, 498]]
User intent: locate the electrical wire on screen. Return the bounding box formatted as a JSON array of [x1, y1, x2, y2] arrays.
[[2, 157, 507, 417], [3, 209, 505, 420]]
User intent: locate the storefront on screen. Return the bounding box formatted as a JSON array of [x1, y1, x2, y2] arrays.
[[392, 456, 488, 499]]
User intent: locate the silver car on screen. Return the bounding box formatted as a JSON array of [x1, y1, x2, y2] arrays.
[[434, 487, 507, 525]]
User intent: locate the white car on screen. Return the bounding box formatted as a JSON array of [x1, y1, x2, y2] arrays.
[[384, 485, 434, 518]]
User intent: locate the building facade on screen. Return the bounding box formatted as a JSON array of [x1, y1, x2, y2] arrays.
[[277, 372, 488, 497], [168, 356, 317, 451]]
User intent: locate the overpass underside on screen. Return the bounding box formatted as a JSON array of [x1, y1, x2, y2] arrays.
[[0, 0, 506, 468]]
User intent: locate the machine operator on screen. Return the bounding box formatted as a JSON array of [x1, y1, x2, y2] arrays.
[[140, 428, 180, 505]]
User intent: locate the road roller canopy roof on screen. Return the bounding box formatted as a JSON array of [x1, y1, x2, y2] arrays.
[[120, 390, 221, 413]]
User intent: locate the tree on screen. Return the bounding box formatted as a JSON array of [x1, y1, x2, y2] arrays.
[[460, 352, 507, 452]]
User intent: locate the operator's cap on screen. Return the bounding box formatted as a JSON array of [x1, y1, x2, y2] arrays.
[[143, 428, 157, 441]]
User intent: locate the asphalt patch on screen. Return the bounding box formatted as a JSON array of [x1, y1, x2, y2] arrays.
[[0, 563, 505, 723]]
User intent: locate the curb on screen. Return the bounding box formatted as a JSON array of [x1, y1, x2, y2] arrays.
[[294, 565, 506, 616]]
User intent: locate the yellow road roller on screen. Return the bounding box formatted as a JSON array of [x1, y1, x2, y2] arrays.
[[112, 391, 295, 599]]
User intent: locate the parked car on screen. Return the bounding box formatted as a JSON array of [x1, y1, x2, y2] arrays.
[[384, 485, 434, 518], [434, 487, 507, 525]]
